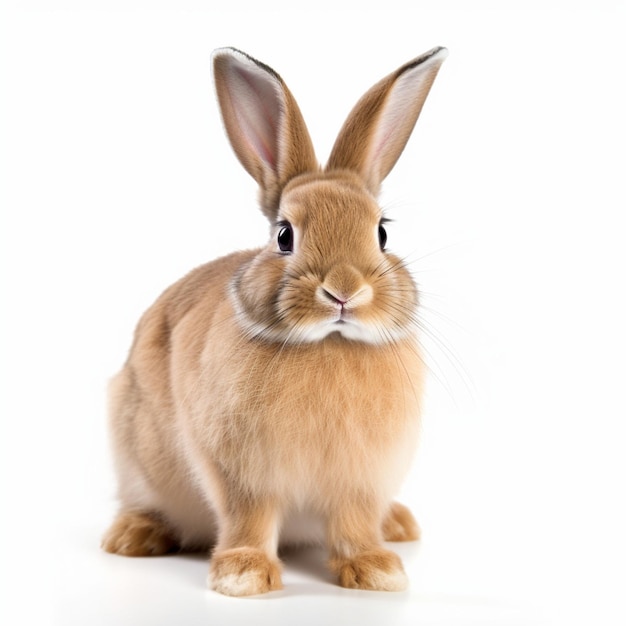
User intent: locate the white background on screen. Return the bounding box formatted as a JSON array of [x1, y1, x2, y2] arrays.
[[2, 1, 625, 624]]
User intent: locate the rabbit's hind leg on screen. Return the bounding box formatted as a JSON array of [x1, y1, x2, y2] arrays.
[[102, 510, 179, 557], [382, 501, 421, 542]]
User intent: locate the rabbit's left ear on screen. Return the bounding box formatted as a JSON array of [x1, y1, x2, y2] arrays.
[[327, 47, 448, 196], [212, 48, 318, 220]]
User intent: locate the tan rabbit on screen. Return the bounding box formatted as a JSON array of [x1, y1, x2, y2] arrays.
[[102, 46, 447, 596]]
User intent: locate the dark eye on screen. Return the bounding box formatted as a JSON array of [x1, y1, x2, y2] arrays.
[[277, 223, 293, 253], [378, 224, 388, 251]]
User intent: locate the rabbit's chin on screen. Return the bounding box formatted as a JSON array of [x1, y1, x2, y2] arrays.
[[296, 319, 411, 345], [238, 311, 412, 345]]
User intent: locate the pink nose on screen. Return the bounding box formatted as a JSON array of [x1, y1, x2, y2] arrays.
[[321, 288, 348, 306]]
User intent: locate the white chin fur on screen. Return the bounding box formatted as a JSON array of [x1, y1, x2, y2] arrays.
[[238, 309, 408, 345], [296, 320, 396, 344]]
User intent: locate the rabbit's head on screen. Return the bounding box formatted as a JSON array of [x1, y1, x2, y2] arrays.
[[212, 47, 447, 344]]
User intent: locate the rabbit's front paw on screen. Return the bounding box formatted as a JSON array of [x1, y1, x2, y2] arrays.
[[330, 548, 408, 591], [210, 547, 282, 596]]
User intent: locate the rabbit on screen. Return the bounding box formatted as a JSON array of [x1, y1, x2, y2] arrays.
[[102, 45, 447, 596]]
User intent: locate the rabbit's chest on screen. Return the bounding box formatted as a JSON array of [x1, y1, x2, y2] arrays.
[[192, 337, 423, 500]]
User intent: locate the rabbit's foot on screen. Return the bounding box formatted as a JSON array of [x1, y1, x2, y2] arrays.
[[330, 548, 408, 591], [210, 547, 283, 596], [382, 502, 420, 542], [102, 511, 178, 556]]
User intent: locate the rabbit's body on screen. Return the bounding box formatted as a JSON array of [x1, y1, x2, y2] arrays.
[[103, 47, 447, 596], [110, 257, 421, 547]]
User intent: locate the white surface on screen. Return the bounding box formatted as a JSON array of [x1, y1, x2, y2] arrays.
[[2, 2, 625, 625]]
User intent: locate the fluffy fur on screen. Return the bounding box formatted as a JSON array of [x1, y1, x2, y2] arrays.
[[102, 46, 447, 596]]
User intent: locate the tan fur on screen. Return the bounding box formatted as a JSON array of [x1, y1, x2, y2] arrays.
[[327, 48, 447, 195], [330, 549, 407, 591], [382, 502, 421, 542], [211, 548, 283, 596], [213, 49, 318, 219], [104, 47, 447, 595], [101, 511, 178, 556]]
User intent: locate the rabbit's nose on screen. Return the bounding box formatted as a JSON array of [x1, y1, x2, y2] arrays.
[[319, 265, 373, 308], [320, 288, 348, 307]]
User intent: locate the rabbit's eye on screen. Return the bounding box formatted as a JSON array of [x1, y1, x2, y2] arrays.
[[277, 223, 294, 253], [378, 224, 388, 251]]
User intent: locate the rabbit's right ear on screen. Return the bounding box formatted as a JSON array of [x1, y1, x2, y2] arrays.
[[212, 48, 318, 221]]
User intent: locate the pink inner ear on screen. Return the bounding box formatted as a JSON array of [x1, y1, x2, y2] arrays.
[[366, 72, 428, 185], [229, 64, 283, 170]]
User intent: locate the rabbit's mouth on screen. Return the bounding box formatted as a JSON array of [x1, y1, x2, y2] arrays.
[[335, 307, 356, 325], [306, 313, 382, 344], [324, 299, 359, 329], [317, 285, 374, 333]]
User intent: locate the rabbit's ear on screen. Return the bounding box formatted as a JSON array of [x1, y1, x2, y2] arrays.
[[327, 47, 447, 196], [212, 48, 318, 220]]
